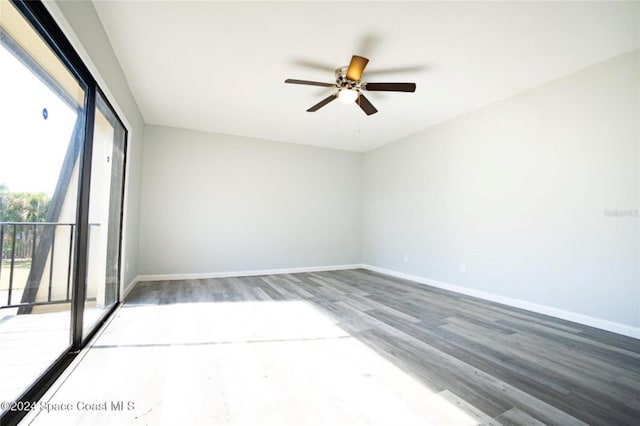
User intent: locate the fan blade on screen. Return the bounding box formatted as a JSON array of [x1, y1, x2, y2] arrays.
[[356, 93, 378, 116], [365, 65, 426, 76], [345, 55, 369, 81], [307, 94, 338, 112], [363, 82, 416, 92], [356, 34, 379, 59], [291, 58, 336, 73], [285, 79, 336, 88]]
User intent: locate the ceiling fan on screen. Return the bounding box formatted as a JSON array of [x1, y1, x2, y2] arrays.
[[285, 55, 416, 116]]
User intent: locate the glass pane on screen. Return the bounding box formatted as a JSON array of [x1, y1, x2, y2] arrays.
[[83, 92, 125, 336], [0, 0, 85, 410]]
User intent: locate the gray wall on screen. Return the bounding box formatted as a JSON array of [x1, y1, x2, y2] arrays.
[[49, 1, 145, 293], [363, 49, 639, 328], [49, 0, 639, 333], [139, 126, 362, 275]]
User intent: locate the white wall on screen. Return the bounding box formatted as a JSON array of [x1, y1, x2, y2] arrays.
[[139, 126, 362, 275], [48, 0, 145, 293], [363, 49, 639, 330], [48, 0, 638, 335]]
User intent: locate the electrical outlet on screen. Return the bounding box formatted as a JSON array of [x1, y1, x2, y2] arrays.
[[460, 262, 466, 273], [403, 254, 409, 263]]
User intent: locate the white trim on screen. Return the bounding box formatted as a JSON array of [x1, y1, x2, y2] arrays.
[[120, 277, 139, 301], [362, 264, 640, 340], [132, 263, 639, 339], [136, 264, 363, 283]]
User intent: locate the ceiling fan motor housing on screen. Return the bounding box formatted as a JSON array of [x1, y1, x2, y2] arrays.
[[335, 66, 359, 89]]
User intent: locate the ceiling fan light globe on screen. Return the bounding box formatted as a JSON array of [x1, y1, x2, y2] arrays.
[[338, 89, 359, 104]]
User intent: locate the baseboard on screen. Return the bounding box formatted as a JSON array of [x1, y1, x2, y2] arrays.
[[120, 277, 139, 301], [362, 264, 640, 340], [133, 263, 638, 339], [136, 264, 363, 283]]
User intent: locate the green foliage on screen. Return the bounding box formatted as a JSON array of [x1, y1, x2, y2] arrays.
[[0, 185, 50, 223], [0, 185, 50, 258]]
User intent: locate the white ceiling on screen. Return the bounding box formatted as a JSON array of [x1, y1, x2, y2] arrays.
[[92, 1, 639, 152]]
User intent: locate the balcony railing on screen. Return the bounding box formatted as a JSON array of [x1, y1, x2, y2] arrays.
[[0, 222, 75, 310]]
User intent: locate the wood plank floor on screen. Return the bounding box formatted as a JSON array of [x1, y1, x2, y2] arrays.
[[24, 269, 640, 425]]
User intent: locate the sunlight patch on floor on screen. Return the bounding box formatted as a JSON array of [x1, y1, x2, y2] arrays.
[[0, 307, 105, 407], [0, 309, 70, 404], [27, 301, 481, 425]]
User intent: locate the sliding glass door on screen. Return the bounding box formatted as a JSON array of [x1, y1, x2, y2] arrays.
[[0, 1, 127, 423], [84, 92, 126, 337], [0, 0, 84, 408]]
